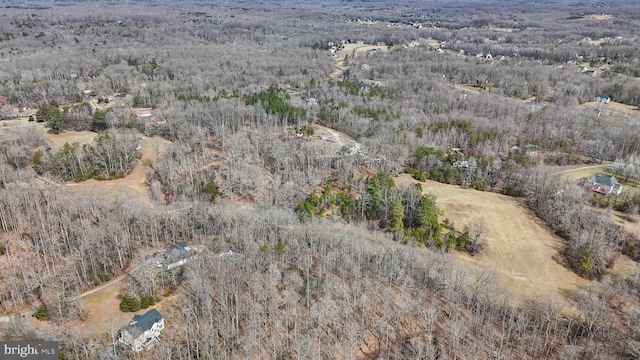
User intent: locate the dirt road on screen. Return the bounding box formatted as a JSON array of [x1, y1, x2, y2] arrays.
[[0, 260, 144, 323]]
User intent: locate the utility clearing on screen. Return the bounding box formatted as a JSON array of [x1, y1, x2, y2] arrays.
[[396, 174, 583, 303]]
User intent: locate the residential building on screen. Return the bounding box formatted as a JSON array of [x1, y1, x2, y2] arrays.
[[118, 309, 164, 352], [595, 94, 610, 103], [164, 242, 197, 270], [584, 173, 622, 195]]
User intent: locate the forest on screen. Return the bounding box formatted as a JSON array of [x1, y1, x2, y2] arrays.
[[0, 0, 640, 358]]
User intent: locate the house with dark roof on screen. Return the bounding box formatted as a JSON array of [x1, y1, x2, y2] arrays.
[[164, 242, 197, 270], [595, 94, 610, 104], [118, 309, 164, 352], [584, 173, 622, 195]]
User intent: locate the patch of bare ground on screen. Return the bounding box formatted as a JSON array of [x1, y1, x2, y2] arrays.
[[395, 174, 585, 305]]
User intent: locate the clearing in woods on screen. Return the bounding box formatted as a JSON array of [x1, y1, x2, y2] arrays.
[[61, 134, 171, 203], [76, 281, 133, 335], [76, 280, 177, 338], [395, 174, 584, 303], [329, 43, 388, 79], [1, 119, 171, 202]]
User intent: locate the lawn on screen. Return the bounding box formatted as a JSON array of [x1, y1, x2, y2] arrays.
[[396, 174, 584, 304]]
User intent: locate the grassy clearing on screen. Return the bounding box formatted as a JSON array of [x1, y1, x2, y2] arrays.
[[42, 130, 96, 151], [396, 174, 584, 303], [77, 281, 131, 335], [558, 165, 612, 182], [65, 136, 170, 203]]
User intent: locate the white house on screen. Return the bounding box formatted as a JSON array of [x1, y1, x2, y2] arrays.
[[164, 242, 197, 270], [584, 174, 622, 195], [118, 309, 164, 352], [595, 94, 610, 104]]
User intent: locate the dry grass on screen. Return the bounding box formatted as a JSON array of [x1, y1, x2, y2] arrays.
[[581, 101, 640, 124], [582, 14, 613, 21], [330, 43, 388, 79], [42, 130, 96, 150], [425, 38, 440, 48], [609, 254, 640, 279], [613, 210, 640, 235], [65, 136, 170, 203], [558, 165, 611, 181], [396, 174, 584, 303], [454, 84, 481, 94], [76, 279, 179, 341], [76, 281, 131, 335]]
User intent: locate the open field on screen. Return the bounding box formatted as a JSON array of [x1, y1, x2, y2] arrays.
[[42, 130, 96, 150], [0, 121, 169, 203], [65, 135, 170, 203], [76, 279, 177, 340], [329, 42, 388, 79], [77, 281, 131, 336], [424, 38, 440, 48], [582, 14, 613, 21], [396, 174, 584, 303], [552, 164, 612, 182], [581, 100, 640, 121]]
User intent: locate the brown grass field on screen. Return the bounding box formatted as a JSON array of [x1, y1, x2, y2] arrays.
[[582, 14, 613, 21], [557, 164, 612, 181], [76, 281, 132, 335], [64, 135, 170, 203], [395, 174, 585, 304], [42, 130, 97, 150], [330, 43, 388, 79], [76, 280, 178, 341]]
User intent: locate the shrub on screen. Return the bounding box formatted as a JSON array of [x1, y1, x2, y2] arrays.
[[275, 241, 287, 255], [119, 295, 140, 312], [140, 294, 155, 309], [34, 304, 48, 321]]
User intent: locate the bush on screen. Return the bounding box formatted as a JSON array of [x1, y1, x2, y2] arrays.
[[0, 243, 5, 255], [201, 179, 219, 202], [119, 295, 140, 312], [471, 178, 487, 191], [140, 294, 155, 309], [275, 241, 287, 255], [502, 186, 524, 197], [34, 304, 48, 321]]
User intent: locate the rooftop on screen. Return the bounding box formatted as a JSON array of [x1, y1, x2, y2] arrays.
[[122, 309, 163, 338], [589, 174, 618, 187]]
